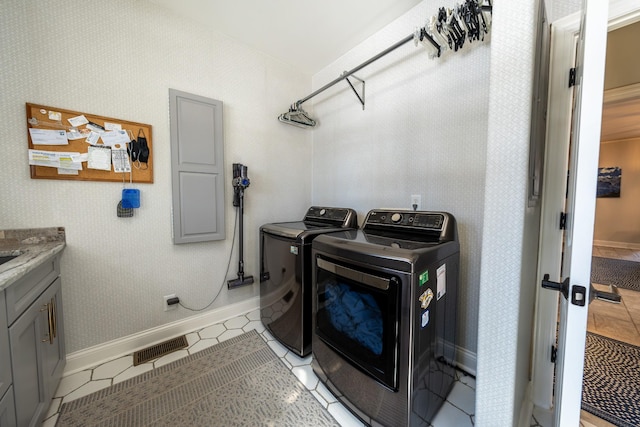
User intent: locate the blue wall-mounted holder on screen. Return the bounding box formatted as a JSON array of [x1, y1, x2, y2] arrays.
[[122, 189, 140, 208]]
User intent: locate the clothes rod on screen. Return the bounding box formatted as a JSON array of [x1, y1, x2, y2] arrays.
[[296, 30, 440, 107]]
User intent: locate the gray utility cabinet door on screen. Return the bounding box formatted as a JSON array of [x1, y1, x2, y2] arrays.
[[170, 89, 225, 244], [0, 292, 11, 402]]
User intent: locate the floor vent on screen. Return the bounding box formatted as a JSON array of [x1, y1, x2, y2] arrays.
[[133, 335, 188, 366]]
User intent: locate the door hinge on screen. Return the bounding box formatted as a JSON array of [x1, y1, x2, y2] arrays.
[[568, 68, 576, 87], [551, 345, 557, 363], [559, 212, 567, 230]]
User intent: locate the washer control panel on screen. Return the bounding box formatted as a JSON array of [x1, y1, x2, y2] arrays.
[[363, 210, 454, 241], [304, 206, 358, 228]]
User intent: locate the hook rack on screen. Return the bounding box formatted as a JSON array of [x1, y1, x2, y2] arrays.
[[278, 0, 492, 128]]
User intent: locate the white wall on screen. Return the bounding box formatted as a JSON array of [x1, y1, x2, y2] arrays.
[[476, 2, 539, 425], [311, 1, 490, 365], [595, 139, 640, 245], [0, 0, 312, 353]]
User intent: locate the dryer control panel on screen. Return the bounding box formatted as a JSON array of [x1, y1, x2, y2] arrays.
[[363, 210, 456, 242]]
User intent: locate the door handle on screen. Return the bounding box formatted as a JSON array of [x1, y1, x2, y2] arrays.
[[541, 274, 570, 300], [589, 283, 621, 304]]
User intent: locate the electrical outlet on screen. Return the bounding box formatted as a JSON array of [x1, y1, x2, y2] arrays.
[[163, 294, 177, 311], [411, 195, 421, 211]]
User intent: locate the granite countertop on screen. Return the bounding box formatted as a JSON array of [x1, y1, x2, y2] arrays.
[[0, 227, 66, 292]]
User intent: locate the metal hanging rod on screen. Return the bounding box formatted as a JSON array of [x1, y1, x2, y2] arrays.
[[278, 0, 492, 128], [296, 31, 435, 107]]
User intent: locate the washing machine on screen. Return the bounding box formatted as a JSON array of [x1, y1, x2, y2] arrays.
[[260, 206, 357, 357], [311, 209, 459, 427]]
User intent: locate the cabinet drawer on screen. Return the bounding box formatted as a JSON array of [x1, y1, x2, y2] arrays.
[[0, 292, 10, 400], [5, 256, 59, 326]]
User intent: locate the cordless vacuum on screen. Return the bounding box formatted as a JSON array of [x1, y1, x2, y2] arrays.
[[227, 163, 255, 289]]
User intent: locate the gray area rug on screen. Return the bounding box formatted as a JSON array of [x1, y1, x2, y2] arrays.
[[591, 256, 640, 291], [582, 333, 640, 427], [56, 330, 339, 426]]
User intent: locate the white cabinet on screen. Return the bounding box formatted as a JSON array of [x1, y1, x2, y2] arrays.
[[3, 255, 65, 426]]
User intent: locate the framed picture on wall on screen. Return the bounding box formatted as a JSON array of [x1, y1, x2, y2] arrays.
[[596, 167, 621, 198]]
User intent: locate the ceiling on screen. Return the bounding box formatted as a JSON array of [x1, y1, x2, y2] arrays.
[[148, 0, 422, 74]]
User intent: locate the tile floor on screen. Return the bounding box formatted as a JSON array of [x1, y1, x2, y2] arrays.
[[45, 247, 638, 426], [43, 308, 476, 426], [590, 246, 640, 347]]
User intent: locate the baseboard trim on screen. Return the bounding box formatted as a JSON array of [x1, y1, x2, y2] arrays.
[[593, 240, 640, 250], [64, 296, 260, 376], [455, 344, 477, 377], [518, 382, 534, 427]]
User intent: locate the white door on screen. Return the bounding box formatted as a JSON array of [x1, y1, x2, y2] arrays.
[[533, 1, 640, 423], [543, 0, 609, 425]]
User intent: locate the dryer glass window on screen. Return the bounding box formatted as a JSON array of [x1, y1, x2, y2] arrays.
[[315, 256, 401, 390]]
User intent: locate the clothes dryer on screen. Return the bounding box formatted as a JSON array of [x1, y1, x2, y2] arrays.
[[311, 209, 459, 426], [260, 206, 357, 357]]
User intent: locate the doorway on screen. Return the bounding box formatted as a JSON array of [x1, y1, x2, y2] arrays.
[[589, 19, 640, 348], [531, 9, 640, 426], [582, 62, 640, 423]]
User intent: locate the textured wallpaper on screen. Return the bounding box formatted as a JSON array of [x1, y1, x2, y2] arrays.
[[476, 1, 538, 425], [0, 0, 313, 353], [311, 0, 490, 362]]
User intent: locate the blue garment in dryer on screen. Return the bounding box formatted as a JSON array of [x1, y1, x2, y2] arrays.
[[324, 281, 383, 355]]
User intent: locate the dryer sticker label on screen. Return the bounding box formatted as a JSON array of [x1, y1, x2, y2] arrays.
[[290, 246, 298, 255], [421, 310, 430, 328], [437, 264, 446, 300], [419, 270, 429, 286], [419, 288, 434, 309]]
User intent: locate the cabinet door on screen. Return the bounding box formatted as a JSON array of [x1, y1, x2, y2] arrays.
[[169, 89, 225, 243], [42, 278, 65, 399], [0, 386, 16, 427], [9, 289, 48, 427], [0, 292, 11, 400]]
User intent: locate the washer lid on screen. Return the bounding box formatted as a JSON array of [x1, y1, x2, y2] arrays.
[[261, 221, 353, 241]]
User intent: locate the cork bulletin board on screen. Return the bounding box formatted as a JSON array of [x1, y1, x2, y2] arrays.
[[26, 103, 153, 183]]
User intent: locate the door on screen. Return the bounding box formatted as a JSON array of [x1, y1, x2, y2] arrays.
[[553, 0, 608, 421], [533, 1, 640, 423]]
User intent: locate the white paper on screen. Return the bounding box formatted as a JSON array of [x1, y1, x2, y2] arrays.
[[86, 123, 104, 133], [57, 168, 79, 175], [112, 148, 131, 173], [68, 115, 89, 127], [66, 128, 85, 140], [85, 131, 101, 145], [436, 264, 446, 300], [87, 146, 111, 171], [100, 130, 130, 146], [104, 122, 122, 131], [48, 111, 62, 121], [28, 149, 82, 170], [28, 128, 68, 145]]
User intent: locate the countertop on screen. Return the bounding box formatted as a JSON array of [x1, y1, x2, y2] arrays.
[[0, 227, 66, 292]]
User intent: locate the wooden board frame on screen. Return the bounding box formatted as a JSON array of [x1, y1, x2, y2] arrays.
[[26, 103, 153, 183]]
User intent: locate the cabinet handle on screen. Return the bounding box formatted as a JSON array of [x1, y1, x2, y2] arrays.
[[41, 303, 51, 343], [51, 297, 57, 340], [48, 301, 54, 344]]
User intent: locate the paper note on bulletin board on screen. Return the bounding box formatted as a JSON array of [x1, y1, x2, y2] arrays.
[[25, 103, 153, 183]]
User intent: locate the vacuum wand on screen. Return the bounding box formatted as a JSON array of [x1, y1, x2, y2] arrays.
[[228, 163, 255, 289]]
